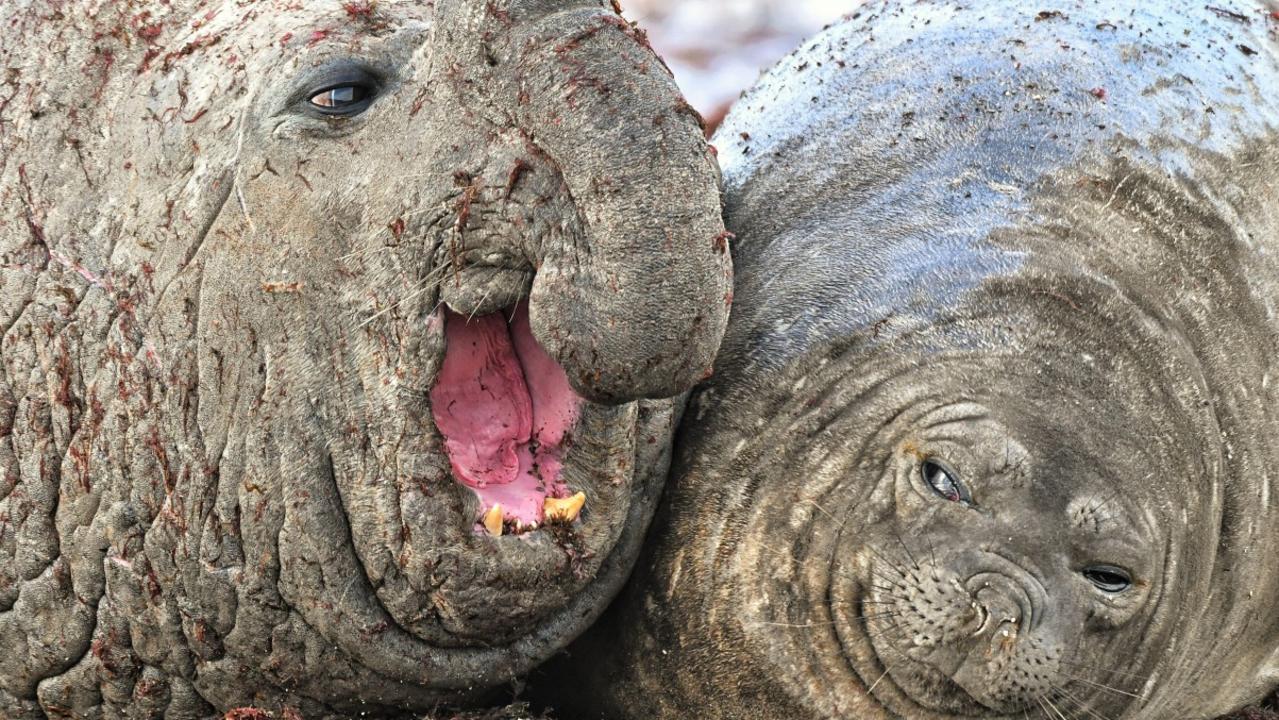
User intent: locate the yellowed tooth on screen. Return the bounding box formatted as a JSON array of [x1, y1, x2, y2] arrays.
[[483, 505, 504, 537], [544, 492, 586, 523]]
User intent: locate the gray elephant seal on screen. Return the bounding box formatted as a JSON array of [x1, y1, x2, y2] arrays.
[[0, 0, 730, 717], [563, 2, 1279, 718]]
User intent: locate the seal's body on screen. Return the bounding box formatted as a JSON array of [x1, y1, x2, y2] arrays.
[[569, 2, 1279, 718], [0, 1, 729, 717]]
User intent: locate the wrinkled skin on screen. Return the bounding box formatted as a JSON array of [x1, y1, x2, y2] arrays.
[[562, 2, 1279, 719], [0, 0, 730, 717]]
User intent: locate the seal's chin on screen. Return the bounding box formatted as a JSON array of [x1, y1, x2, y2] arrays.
[[431, 300, 587, 535], [867, 628, 1040, 717]]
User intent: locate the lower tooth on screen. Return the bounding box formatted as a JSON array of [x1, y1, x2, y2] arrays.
[[544, 492, 587, 523], [483, 505, 504, 537]]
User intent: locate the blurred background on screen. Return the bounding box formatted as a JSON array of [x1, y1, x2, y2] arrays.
[[620, 0, 858, 132]]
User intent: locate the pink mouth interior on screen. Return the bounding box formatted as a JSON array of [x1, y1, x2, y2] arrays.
[[429, 301, 584, 531]]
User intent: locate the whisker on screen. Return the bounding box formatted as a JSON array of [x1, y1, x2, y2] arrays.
[[466, 285, 495, 322], [1083, 488, 1124, 518], [1060, 673, 1144, 700], [360, 283, 431, 327], [358, 262, 453, 328], [862, 544, 913, 580], [1040, 695, 1070, 720], [746, 612, 901, 630], [865, 666, 891, 694], [799, 496, 838, 522], [854, 611, 902, 622], [868, 567, 911, 591], [1052, 684, 1112, 720], [746, 620, 837, 629], [863, 622, 910, 647], [891, 527, 921, 570], [921, 528, 942, 582], [1057, 658, 1148, 681]]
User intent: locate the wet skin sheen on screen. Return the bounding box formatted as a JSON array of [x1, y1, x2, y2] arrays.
[[561, 2, 1279, 719], [0, 0, 730, 717]]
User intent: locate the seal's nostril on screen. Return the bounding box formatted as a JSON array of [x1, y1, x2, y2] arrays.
[[968, 602, 991, 638], [971, 584, 1025, 643], [964, 553, 1045, 632]]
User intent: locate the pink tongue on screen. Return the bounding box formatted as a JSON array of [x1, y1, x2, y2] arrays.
[[429, 302, 583, 529]]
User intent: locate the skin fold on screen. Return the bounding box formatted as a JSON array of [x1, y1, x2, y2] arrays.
[[557, 2, 1279, 719], [0, 1, 730, 717]]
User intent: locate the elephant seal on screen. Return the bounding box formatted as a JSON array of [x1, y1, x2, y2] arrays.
[[561, 2, 1279, 719], [0, 0, 730, 717]]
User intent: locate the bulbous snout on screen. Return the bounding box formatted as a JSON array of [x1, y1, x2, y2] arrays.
[[443, 0, 733, 405]]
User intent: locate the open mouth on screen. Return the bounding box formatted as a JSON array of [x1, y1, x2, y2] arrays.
[[430, 300, 587, 536]]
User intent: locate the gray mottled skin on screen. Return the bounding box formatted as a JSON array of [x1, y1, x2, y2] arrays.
[[565, 2, 1279, 719], [0, 0, 730, 717]]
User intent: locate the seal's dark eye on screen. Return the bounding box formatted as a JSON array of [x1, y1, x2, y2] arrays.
[[308, 83, 374, 115], [922, 459, 970, 504], [298, 65, 382, 118], [1083, 565, 1132, 593]]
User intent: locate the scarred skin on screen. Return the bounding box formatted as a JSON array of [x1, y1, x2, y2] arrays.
[[0, 1, 730, 717], [562, 2, 1279, 719]]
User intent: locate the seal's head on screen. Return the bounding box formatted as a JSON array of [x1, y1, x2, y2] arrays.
[[823, 330, 1188, 717], [662, 270, 1227, 719], [561, 3, 1279, 719], [1, 0, 728, 714]]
